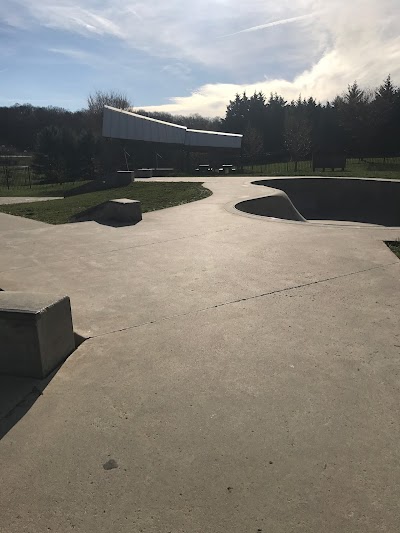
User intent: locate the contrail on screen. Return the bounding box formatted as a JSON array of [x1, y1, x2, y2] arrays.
[[222, 13, 315, 37]]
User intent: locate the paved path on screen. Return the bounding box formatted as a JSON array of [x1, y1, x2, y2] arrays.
[[0, 211, 49, 231], [1, 177, 400, 533], [0, 196, 63, 205]]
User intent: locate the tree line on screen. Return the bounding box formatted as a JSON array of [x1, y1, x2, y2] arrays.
[[0, 77, 399, 182], [0, 90, 224, 181], [225, 76, 400, 166]]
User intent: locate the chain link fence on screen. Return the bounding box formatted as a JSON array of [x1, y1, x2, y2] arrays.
[[0, 165, 33, 191], [243, 156, 400, 176], [0, 166, 91, 198]]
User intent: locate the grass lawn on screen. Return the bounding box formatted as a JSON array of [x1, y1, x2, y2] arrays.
[[0, 181, 91, 197], [0, 182, 211, 225], [387, 241, 400, 259], [245, 157, 400, 180]]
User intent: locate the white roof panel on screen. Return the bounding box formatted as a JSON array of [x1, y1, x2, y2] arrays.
[[185, 128, 242, 149], [102, 106, 242, 149], [102, 106, 187, 145]]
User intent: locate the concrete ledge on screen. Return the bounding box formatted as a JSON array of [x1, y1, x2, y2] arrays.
[[102, 198, 142, 224], [0, 292, 75, 379]]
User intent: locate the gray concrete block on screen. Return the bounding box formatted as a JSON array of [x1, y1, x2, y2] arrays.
[[103, 198, 142, 224], [133, 168, 153, 178], [152, 168, 174, 177], [116, 170, 134, 183], [0, 292, 75, 379]]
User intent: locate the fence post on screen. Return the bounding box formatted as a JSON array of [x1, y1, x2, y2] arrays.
[[5, 167, 10, 190], [28, 166, 32, 189]]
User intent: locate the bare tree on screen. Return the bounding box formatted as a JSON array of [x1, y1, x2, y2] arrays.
[[86, 90, 132, 135], [87, 90, 131, 114], [284, 114, 312, 171]]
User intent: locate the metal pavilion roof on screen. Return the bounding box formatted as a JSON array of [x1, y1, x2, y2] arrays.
[[102, 106, 242, 150]]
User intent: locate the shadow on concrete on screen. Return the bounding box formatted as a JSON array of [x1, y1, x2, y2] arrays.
[[71, 203, 141, 227], [0, 371, 55, 440], [92, 218, 141, 228], [250, 178, 400, 227], [70, 202, 109, 223], [0, 332, 86, 440], [73, 214, 141, 228]]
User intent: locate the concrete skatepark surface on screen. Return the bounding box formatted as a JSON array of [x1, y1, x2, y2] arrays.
[[0, 176, 400, 532]]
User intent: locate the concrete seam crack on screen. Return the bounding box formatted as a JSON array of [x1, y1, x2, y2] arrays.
[[0, 227, 234, 275], [90, 260, 399, 339]]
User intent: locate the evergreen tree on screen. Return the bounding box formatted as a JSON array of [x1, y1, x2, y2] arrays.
[[372, 75, 399, 156], [337, 82, 373, 155], [264, 93, 286, 155], [32, 126, 65, 182], [77, 130, 96, 180], [243, 126, 264, 165], [224, 92, 250, 133]]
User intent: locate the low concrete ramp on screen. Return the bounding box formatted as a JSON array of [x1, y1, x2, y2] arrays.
[[235, 189, 306, 222], [73, 198, 142, 225]]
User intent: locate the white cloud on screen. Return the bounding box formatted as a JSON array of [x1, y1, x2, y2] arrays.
[[139, 0, 400, 115], [1, 0, 399, 116], [48, 47, 95, 62], [0, 0, 321, 68], [161, 63, 192, 80], [222, 13, 317, 37]]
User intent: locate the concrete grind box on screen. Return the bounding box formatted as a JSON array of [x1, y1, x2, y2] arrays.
[[102, 198, 142, 224], [0, 292, 75, 379]]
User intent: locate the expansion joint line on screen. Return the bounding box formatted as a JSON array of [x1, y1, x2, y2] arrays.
[[89, 260, 399, 339], [0, 226, 234, 274]]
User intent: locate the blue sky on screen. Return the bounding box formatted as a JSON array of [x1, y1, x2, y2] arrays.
[[1, 0, 399, 116]]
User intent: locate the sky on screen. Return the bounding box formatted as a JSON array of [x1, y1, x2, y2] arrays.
[[0, 0, 399, 117]]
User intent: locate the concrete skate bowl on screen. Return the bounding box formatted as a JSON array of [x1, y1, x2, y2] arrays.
[[235, 177, 400, 227]]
